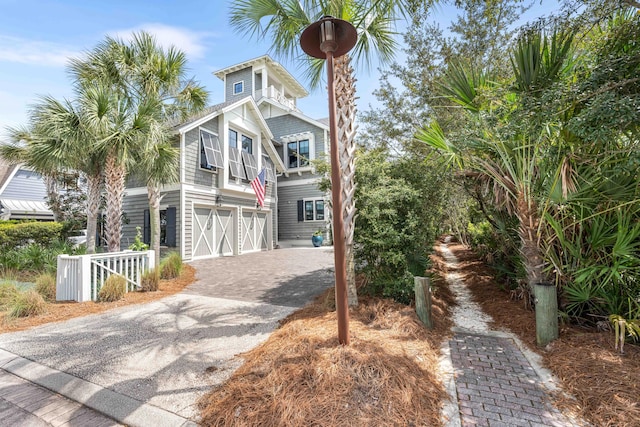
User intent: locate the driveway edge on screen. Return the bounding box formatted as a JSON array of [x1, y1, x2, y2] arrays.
[[0, 348, 196, 427]]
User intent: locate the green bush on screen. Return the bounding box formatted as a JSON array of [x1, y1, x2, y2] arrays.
[[0, 222, 63, 249], [98, 274, 126, 302], [35, 273, 56, 301], [140, 269, 159, 292], [0, 282, 19, 310], [7, 290, 46, 318], [160, 252, 183, 279]]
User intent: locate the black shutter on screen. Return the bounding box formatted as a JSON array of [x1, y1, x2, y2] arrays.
[[166, 207, 177, 247], [143, 209, 150, 245], [297, 200, 304, 222]]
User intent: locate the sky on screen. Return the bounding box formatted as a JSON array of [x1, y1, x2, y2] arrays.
[[0, 0, 560, 141]]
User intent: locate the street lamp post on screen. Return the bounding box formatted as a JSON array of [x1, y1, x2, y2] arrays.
[[300, 16, 357, 345]]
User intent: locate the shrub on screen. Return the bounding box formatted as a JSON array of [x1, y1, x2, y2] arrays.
[[7, 290, 46, 318], [0, 222, 63, 249], [35, 273, 56, 301], [140, 269, 159, 292], [129, 226, 148, 251], [98, 274, 126, 302], [160, 252, 183, 279], [0, 282, 19, 310]]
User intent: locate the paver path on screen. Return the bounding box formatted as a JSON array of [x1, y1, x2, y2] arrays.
[[440, 240, 586, 427]]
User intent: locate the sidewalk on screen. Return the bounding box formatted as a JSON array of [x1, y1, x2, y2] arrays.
[[439, 240, 587, 427]]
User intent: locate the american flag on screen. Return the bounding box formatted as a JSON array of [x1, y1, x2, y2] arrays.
[[251, 168, 266, 207]]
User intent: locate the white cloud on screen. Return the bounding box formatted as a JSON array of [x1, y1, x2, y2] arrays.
[[0, 35, 80, 67], [110, 23, 217, 60]]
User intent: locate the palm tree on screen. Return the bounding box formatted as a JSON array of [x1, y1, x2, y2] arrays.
[[1, 104, 103, 254], [230, 0, 411, 306], [416, 29, 576, 346], [112, 32, 208, 268], [69, 32, 208, 264]]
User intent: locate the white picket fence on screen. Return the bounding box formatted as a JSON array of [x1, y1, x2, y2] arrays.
[[56, 250, 155, 302]]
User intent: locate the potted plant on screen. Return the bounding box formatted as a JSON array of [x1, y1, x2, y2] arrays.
[[312, 230, 324, 247]]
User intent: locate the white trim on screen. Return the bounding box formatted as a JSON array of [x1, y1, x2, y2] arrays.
[[0, 164, 20, 195], [257, 97, 329, 130], [276, 177, 319, 188], [124, 184, 181, 196], [180, 132, 186, 260], [283, 132, 314, 170]]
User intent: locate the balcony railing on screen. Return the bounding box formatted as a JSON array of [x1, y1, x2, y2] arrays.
[[256, 86, 298, 111]]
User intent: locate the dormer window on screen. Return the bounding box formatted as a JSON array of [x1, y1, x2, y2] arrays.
[[233, 81, 244, 95], [287, 139, 310, 169]]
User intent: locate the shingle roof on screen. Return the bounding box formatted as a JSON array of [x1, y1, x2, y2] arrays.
[[167, 99, 242, 131]]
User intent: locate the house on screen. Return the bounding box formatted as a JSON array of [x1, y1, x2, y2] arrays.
[[0, 158, 54, 221], [121, 55, 330, 261]]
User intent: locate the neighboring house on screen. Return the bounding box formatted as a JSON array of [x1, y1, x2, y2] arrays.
[[0, 158, 54, 221], [121, 55, 331, 261]]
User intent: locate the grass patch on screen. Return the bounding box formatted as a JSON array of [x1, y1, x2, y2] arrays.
[[35, 273, 56, 301], [140, 269, 159, 292], [160, 252, 183, 280], [0, 282, 19, 310], [98, 274, 126, 302], [7, 290, 46, 318]]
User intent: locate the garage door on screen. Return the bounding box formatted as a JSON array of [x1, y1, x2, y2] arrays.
[[240, 210, 269, 253], [193, 207, 234, 258]]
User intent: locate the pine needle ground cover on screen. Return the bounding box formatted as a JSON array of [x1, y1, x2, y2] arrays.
[[199, 282, 454, 427], [446, 242, 640, 427]]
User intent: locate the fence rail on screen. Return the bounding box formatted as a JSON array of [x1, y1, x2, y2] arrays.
[[56, 250, 155, 302]]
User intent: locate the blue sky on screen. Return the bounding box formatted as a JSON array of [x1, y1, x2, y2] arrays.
[[0, 0, 560, 141]]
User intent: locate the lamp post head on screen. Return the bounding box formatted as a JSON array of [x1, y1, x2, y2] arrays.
[[300, 16, 357, 59]]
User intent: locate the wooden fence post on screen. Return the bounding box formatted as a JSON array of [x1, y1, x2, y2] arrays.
[[414, 276, 433, 329], [534, 282, 558, 346]]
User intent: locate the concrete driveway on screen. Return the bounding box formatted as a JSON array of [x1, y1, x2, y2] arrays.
[[0, 247, 334, 425]]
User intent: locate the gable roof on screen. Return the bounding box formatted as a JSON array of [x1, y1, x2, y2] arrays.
[[258, 97, 330, 132], [213, 55, 308, 99]]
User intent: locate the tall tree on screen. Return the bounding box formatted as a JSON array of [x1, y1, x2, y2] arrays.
[[68, 33, 207, 256], [230, 0, 414, 306]]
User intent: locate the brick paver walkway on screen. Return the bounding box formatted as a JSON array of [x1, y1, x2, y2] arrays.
[[450, 333, 581, 427], [0, 369, 121, 427]]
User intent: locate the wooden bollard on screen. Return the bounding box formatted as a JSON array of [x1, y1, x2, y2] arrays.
[[534, 282, 558, 347], [414, 276, 433, 329]]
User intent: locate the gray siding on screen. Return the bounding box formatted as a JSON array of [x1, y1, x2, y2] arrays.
[[277, 183, 328, 240], [121, 191, 181, 252], [225, 68, 253, 103], [265, 115, 326, 159], [1, 169, 47, 201], [184, 118, 220, 188]]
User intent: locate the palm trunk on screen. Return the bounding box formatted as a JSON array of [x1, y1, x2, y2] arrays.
[[334, 53, 358, 307], [516, 194, 558, 346], [104, 153, 126, 252], [44, 174, 61, 222], [147, 183, 161, 269], [85, 172, 102, 254]]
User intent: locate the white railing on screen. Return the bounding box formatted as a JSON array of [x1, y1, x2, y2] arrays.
[[256, 86, 298, 111], [56, 250, 155, 302]]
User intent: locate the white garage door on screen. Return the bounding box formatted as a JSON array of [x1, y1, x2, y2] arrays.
[[240, 210, 269, 253], [193, 207, 234, 258]]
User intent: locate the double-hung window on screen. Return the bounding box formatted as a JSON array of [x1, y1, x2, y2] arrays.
[[287, 139, 310, 169], [200, 129, 224, 171], [305, 199, 325, 221]]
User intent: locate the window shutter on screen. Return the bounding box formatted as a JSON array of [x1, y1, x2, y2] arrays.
[[143, 209, 150, 245], [297, 200, 304, 222], [166, 207, 177, 247]]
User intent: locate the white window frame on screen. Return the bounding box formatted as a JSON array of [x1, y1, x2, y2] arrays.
[[199, 128, 224, 173], [228, 127, 258, 184], [282, 132, 314, 171], [303, 198, 326, 222], [233, 81, 244, 95]]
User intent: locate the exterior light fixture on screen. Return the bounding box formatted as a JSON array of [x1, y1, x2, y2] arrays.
[[216, 195, 223, 207], [300, 16, 357, 345]]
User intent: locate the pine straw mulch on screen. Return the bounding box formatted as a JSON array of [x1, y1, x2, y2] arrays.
[[198, 272, 456, 427], [446, 242, 640, 427], [0, 265, 196, 333]]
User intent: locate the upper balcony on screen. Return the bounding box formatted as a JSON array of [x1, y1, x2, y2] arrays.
[[255, 85, 299, 112]]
